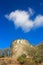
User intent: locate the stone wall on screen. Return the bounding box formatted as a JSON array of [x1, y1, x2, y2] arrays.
[[10, 39, 30, 58]]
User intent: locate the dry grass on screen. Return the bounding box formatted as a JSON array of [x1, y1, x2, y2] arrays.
[[0, 57, 43, 65], [0, 57, 20, 65]]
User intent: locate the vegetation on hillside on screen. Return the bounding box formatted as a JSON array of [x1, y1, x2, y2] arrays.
[[0, 48, 10, 57], [17, 42, 43, 65], [0, 40, 43, 65]]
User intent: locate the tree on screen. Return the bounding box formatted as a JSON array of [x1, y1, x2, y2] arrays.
[[34, 43, 43, 63], [3, 48, 10, 57], [17, 55, 26, 65], [0, 49, 3, 57]]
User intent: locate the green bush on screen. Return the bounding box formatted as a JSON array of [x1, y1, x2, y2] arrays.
[[17, 55, 26, 65]]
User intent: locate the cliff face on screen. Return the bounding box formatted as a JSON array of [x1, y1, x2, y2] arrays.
[[10, 39, 31, 58]]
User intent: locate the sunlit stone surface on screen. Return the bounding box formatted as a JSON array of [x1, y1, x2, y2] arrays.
[[10, 39, 30, 58]]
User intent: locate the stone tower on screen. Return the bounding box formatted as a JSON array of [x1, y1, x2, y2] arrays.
[[10, 39, 30, 58]]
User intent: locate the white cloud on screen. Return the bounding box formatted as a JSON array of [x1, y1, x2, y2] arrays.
[[34, 15, 43, 27], [28, 8, 35, 15], [5, 8, 43, 32]]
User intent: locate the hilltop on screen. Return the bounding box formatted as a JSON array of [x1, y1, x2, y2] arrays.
[[10, 39, 34, 58], [0, 39, 43, 65]]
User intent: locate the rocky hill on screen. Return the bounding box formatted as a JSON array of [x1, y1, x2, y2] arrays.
[[10, 39, 34, 58], [0, 39, 43, 65]]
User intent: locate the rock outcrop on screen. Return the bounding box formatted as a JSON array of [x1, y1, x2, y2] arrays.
[[10, 39, 31, 58]]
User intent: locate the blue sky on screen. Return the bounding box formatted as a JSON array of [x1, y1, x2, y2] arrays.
[[0, 0, 43, 49]]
